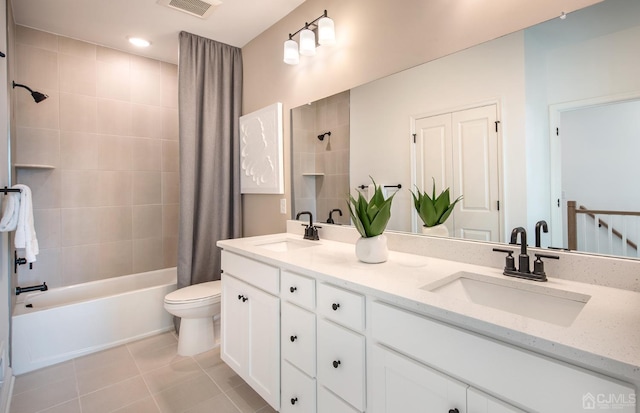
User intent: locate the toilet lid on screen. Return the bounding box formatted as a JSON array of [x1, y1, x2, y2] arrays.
[[165, 280, 221, 303]]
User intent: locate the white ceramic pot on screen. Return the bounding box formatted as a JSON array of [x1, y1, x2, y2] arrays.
[[421, 224, 450, 237], [355, 235, 389, 264]]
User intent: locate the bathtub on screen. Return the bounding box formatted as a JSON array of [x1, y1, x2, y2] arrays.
[[12, 267, 177, 375]]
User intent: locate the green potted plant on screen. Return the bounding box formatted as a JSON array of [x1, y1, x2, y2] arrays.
[[347, 178, 396, 263], [411, 178, 462, 236]]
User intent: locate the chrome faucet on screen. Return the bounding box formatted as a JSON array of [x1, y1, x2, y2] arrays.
[[326, 208, 343, 224], [296, 211, 320, 240], [493, 226, 559, 282], [535, 220, 548, 247]]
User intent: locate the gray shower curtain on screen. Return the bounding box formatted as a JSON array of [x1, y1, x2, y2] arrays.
[[177, 31, 242, 292]]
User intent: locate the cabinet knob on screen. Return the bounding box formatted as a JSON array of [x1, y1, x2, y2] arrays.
[[332, 360, 341, 368], [332, 303, 340, 311], [448, 409, 459, 413], [291, 397, 298, 405], [237, 294, 248, 302], [290, 335, 297, 342], [290, 286, 297, 293]]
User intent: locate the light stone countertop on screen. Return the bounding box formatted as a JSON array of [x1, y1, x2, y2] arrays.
[[217, 232, 640, 387]]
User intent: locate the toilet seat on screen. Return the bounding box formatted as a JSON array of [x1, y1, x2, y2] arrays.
[[164, 281, 221, 305]]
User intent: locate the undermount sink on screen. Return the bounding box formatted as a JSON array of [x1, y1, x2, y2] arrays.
[[422, 272, 591, 327], [255, 238, 320, 252]]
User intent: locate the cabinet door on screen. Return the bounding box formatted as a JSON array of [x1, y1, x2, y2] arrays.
[[467, 388, 526, 413], [221, 274, 280, 411], [246, 281, 281, 410], [370, 345, 467, 413], [221, 274, 249, 374]]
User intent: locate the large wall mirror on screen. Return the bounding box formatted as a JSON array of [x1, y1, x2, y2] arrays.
[[291, 0, 640, 260]]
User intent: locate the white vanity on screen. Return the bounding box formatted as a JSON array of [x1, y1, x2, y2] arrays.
[[217, 222, 640, 413]]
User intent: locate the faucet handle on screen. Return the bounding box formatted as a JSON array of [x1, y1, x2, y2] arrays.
[[492, 248, 516, 272], [304, 225, 320, 241], [533, 253, 559, 279]]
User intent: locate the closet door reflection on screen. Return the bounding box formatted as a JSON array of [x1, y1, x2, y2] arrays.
[[413, 104, 500, 240]]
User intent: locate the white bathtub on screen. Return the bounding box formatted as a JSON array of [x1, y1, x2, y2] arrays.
[[12, 267, 177, 375]]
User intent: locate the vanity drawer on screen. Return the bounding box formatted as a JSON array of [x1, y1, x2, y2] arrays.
[[281, 270, 315, 310], [281, 361, 316, 413], [221, 251, 279, 295], [281, 301, 316, 376], [317, 319, 365, 411], [317, 283, 365, 332]]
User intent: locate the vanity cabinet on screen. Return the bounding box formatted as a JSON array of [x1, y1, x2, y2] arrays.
[[220, 252, 280, 410], [217, 244, 637, 413], [371, 300, 635, 413], [280, 272, 367, 413]]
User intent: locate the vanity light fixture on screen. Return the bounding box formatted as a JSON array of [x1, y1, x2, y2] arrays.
[[283, 10, 335, 65], [128, 37, 151, 47]]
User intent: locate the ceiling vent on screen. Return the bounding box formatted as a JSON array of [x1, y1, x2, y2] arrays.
[[157, 0, 222, 19]]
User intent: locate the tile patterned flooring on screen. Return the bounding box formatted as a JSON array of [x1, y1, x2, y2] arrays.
[[10, 332, 276, 413]]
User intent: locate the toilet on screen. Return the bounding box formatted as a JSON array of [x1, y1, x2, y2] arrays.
[[164, 280, 222, 356]]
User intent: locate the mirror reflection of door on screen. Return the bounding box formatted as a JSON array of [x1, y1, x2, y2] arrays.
[[413, 104, 501, 241], [551, 97, 640, 258]]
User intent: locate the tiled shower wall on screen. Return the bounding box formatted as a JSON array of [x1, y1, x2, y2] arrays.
[[12, 26, 179, 288], [292, 91, 350, 225]]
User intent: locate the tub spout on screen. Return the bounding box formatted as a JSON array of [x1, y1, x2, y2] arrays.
[[16, 282, 47, 296]]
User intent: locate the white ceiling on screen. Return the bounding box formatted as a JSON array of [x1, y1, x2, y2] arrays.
[[11, 0, 306, 64]]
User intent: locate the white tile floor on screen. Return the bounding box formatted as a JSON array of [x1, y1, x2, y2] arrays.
[[10, 332, 276, 413]]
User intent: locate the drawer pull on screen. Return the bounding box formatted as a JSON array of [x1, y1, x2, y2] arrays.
[[237, 294, 248, 302], [290, 286, 297, 293], [332, 303, 340, 311], [291, 397, 298, 405], [332, 360, 341, 368], [448, 409, 459, 413], [290, 335, 297, 342]]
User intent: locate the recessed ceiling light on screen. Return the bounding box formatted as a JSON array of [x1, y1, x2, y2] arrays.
[[128, 37, 151, 47]]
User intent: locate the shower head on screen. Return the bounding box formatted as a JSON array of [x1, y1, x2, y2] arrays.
[[12, 81, 48, 103], [317, 131, 331, 141]]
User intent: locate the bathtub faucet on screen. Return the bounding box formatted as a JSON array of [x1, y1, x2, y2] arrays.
[[15, 282, 48, 296]]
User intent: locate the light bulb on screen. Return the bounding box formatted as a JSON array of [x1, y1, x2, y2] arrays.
[[283, 39, 299, 65], [318, 16, 335, 45], [299, 28, 316, 56]]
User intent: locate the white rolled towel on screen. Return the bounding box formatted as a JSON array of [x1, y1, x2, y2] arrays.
[[0, 188, 20, 232], [13, 184, 39, 263]]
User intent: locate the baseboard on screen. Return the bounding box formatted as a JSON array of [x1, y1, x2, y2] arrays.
[[0, 367, 14, 413]]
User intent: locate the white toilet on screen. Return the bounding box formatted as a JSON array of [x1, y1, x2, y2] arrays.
[[164, 280, 222, 356]]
